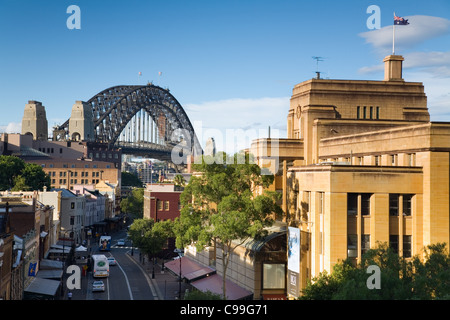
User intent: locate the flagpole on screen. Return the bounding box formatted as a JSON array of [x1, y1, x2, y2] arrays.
[[392, 12, 396, 54]]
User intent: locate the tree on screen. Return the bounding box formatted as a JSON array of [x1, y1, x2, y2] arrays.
[[120, 188, 144, 218], [121, 172, 143, 187], [128, 218, 174, 264], [173, 174, 186, 188], [300, 242, 450, 300], [0, 155, 25, 190], [15, 163, 51, 191], [174, 153, 282, 299], [0, 156, 50, 191]]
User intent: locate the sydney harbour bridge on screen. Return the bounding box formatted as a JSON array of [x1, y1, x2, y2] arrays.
[[54, 84, 202, 164]]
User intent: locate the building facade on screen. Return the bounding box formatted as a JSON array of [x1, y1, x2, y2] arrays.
[[143, 183, 182, 222], [250, 54, 450, 297]]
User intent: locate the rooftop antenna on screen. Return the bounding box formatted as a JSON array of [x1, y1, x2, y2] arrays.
[[312, 56, 324, 79]]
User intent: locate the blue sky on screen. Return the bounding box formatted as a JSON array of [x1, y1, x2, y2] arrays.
[[1, 0, 449, 152]]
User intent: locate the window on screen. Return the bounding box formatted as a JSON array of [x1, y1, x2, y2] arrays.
[[157, 200, 163, 211], [361, 235, 370, 256], [391, 155, 396, 165], [374, 156, 380, 166], [361, 194, 371, 215], [318, 192, 324, 215], [164, 201, 170, 211], [363, 106, 367, 119], [389, 194, 399, 216], [357, 106, 360, 119], [403, 235, 412, 258], [376, 106, 380, 119], [403, 195, 412, 216], [71, 202, 75, 209], [370, 106, 373, 119], [347, 193, 358, 216], [347, 234, 358, 258], [390, 235, 399, 254], [263, 263, 285, 289]]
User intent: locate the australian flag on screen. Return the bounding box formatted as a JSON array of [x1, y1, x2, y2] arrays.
[[394, 15, 409, 25]]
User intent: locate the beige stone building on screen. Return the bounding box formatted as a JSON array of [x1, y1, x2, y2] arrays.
[[251, 54, 450, 297]]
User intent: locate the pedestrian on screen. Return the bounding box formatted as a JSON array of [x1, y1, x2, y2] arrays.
[[67, 291, 72, 300]]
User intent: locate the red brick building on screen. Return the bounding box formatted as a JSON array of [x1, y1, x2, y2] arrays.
[[143, 184, 182, 222]]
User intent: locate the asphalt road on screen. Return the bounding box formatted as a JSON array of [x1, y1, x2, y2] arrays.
[[79, 229, 157, 300]]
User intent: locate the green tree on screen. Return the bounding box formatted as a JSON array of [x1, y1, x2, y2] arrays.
[[173, 174, 186, 188], [184, 290, 223, 300], [0, 156, 50, 191], [128, 218, 174, 263], [121, 171, 143, 187], [300, 242, 450, 300], [15, 163, 51, 191], [120, 188, 144, 218], [411, 243, 450, 299], [174, 153, 282, 299], [0, 155, 25, 190]]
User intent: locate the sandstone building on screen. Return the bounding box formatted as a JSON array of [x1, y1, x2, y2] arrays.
[[251, 54, 450, 297]]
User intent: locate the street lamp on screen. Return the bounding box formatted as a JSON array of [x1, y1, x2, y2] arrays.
[[174, 248, 184, 299]]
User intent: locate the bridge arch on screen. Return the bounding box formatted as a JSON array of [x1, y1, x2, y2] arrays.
[[57, 84, 202, 162]]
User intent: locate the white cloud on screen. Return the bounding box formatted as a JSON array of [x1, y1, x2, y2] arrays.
[[359, 15, 450, 54], [359, 51, 450, 77], [0, 122, 21, 133], [185, 97, 289, 153]]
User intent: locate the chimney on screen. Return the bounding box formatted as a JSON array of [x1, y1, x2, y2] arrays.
[[383, 55, 404, 81]]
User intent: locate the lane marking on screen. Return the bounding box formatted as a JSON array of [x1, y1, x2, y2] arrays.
[[125, 252, 159, 299], [117, 261, 134, 300]]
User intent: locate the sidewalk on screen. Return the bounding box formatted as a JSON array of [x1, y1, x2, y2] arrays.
[[126, 248, 190, 300]]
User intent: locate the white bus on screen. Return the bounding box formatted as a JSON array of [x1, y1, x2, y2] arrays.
[[91, 254, 109, 278]]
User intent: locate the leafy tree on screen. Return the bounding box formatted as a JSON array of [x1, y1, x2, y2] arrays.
[[300, 242, 450, 300], [0, 155, 25, 190], [184, 290, 223, 300], [121, 171, 143, 187], [173, 174, 186, 188], [411, 243, 450, 299], [120, 188, 144, 218], [0, 156, 50, 191], [128, 218, 174, 263], [15, 163, 51, 191], [173, 153, 282, 299]]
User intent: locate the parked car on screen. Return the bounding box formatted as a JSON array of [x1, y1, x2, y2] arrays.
[[92, 281, 105, 292], [107, 256, 117, 266], [117, 239, 125, 246]]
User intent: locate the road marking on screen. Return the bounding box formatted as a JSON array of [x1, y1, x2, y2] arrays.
[[117, 261, 134, 300], [125, 252, 159, 299]]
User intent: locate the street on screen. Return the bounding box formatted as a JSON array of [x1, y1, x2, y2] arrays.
[[70, 228, 159, 300]]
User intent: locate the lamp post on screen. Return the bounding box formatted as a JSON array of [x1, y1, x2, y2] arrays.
[[174, 248, 184, 299]]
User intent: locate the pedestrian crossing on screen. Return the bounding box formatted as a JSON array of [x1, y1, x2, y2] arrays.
[[111, 245, 133, 249]]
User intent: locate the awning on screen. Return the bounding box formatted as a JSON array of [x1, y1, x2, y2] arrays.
[[40, 259, 63, 270], [191, 274, 253, 300], [24, 277, 61, 299], [164, 256, 215, 281], [37, 269, 63, 280]]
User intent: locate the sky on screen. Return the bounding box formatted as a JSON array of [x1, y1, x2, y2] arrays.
[[0, 0, 449, 153]]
